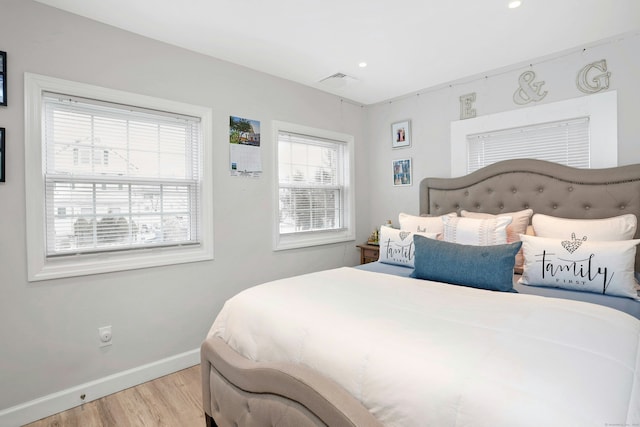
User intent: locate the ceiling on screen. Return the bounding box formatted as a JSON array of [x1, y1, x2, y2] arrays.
[[34, 0, 640, 105]]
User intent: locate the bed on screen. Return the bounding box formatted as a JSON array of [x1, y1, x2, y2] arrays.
[[201, 159, 640, 427]]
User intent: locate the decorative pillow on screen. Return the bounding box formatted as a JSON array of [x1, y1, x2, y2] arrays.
[[378, 225, 438, 268], [410, 234, 522, 292], [442, 215, 512, 246], [518, 234, 640, 300], [461, 209, 533, 271], [398, 212, 457, 236], [532, 213, 637, 241]]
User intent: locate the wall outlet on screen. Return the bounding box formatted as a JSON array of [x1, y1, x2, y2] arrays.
[[98, 325, 112, 347]]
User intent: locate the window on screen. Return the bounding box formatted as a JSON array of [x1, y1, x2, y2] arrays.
[[25, 73, 213, 281], [450, 91, 617, 176], [274, 121, 355, 250], [467, 117, 590, 173]]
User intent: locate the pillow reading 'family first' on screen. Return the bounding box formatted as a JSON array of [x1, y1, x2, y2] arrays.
[[378, 225, 438, 268], [518, 234, 640, 300]]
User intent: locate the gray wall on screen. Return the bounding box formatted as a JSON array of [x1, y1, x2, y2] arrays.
[[364, 33, 640, 228], [0, 0, 368, 412]]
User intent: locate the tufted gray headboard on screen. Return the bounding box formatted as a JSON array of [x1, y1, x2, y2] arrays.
[[420, 159, 640, 270]]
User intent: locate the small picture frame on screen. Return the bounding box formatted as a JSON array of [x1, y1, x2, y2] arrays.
[[392, 158, 412, 186], [391, 119, 411, 148], [0, 127, 5, 182], [0, 51, 6, 106]]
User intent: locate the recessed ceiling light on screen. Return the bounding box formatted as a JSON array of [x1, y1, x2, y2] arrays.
[[358, 62, 367, 68], [508, 0, 522, 8]]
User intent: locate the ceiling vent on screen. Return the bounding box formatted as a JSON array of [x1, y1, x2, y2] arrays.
[[319, 72, 357, 88]]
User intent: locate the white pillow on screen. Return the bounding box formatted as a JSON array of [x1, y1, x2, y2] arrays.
[[518, 234, 640, 300], [532, 213, 637, 241], [398, 212, 457, 235], [378, 225, 437, 268], [442, 215, 512, 246], [461, 209, 533, 270]]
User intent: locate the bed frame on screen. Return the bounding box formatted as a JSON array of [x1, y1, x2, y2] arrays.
[[201, 159, 640, 427], [420, 158, 640, 270]]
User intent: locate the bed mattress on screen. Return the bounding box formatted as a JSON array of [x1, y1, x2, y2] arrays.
[[357, 261, 640, 320], [209, 267, 640, 427]]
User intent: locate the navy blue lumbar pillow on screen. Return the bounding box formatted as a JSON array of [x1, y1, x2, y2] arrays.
[[410, 234, 522, 292]]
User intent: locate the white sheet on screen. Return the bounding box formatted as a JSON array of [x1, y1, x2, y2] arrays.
[[357, 261, 640, 320], [209, 267, 640, 427]]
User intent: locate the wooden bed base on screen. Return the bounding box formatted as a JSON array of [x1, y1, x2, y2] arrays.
[[202, 159, 640, 426]]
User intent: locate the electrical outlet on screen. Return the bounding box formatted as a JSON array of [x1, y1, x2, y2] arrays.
[[98, 326, 112, 347]]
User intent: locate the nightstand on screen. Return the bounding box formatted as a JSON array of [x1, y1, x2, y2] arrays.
[[356, 243, 380, 264]]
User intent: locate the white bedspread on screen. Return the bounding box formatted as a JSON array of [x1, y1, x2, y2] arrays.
[[209, 267, 640, 427]]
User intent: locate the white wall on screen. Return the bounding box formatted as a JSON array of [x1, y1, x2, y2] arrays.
[[0, 0, 369, 422], [363, 32, 640, 228]]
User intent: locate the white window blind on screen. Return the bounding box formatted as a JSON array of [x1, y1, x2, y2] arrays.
[[277, 131, 345, 235], [466, 117, 590, 173], [43, 92, 202, 257]]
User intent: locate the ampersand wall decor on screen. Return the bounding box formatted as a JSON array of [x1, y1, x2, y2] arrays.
[[576, 59, 611, 94], [513, 70, 548, 105]]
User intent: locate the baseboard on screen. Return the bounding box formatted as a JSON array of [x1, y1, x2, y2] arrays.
[[0, 348, 200, 427]]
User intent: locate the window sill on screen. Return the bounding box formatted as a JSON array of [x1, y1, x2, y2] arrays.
[[28, 244, 213, 281], [273, 229, 355, 251]]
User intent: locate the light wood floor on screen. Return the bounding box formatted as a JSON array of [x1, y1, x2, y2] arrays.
[[23, 365, 204, 427]]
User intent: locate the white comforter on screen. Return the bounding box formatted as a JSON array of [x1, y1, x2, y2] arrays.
[[209, 267, 640, 427]]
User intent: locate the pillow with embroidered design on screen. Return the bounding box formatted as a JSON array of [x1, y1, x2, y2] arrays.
[[461, 209, 533, 272], [398, 212, 457, 236], [442, 215, 512, 246]]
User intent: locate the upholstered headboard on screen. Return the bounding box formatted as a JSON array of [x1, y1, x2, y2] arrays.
[[420, 159, 640, 270]]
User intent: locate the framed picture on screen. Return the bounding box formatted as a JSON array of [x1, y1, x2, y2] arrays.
[[0, 127, 5, 182], [391, 119, 411, 148], [392, 158, 412, 186], [0, 51, 6, 106]]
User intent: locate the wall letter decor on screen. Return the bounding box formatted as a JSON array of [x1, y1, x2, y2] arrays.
[[513, 70, 547, 105], [576, 59, 611, 94], [459, 93, 477, 119]]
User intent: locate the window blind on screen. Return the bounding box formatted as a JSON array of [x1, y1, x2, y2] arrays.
[[277, 131, 344, 234], [43, 92, 202, 257], [466, 117, 590, 173]]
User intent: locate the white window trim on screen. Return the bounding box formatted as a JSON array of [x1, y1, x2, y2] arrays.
[[273, 120, 355, 251], [450, 90, 618, 177], [24, 73, 214, 281]]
